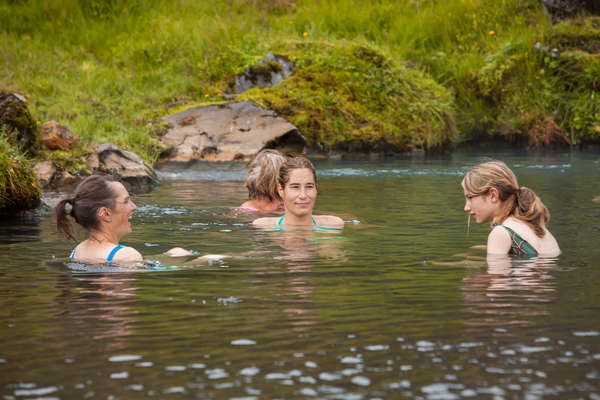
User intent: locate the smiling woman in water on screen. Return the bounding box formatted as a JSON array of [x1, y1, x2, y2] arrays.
[[253, 156, 344, 230], [55, 175, 143, 264]]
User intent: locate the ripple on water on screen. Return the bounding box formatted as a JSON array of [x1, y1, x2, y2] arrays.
[[231, 339, 256, 345], [109, 354, 142, 362], [14, 387, 58, 396]]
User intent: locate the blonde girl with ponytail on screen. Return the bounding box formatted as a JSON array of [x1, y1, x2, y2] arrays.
[[461, 160, 560, 257]]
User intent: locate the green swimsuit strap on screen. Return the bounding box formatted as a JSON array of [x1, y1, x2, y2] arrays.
[[278, 216, 317, 225], [493, 223, 538, 258]]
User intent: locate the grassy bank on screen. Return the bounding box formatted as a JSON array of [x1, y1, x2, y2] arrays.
[[1, 0, 599, 169]]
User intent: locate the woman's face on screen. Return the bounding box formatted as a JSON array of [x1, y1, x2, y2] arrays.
[[107, 182, 137, 239], [279, 168, 317, 218], [462, 182, 496, 224]]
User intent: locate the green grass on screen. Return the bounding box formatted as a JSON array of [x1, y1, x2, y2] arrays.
[[0, 130, 40, 211], [1, 0, 598, 173]]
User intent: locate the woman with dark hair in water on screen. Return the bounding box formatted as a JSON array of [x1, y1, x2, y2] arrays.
[[55, 175, 142, 263], [253, 156, 344, 230]]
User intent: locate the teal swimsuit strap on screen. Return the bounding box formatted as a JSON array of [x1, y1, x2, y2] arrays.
[[277, 215, 339, 231], [278, 216, 318, 226]]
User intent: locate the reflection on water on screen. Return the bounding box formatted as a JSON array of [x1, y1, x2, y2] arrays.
[[462, 255, 558, 329], [1, 149, 599, 399]]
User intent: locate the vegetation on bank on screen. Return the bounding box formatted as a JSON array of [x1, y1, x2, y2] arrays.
[[239, 42, 455, 151], [0, 0, 599, 172], [0, 131, 40, 212]]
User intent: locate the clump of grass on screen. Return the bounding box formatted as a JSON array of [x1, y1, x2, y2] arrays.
[[0, 130, 40, 212]]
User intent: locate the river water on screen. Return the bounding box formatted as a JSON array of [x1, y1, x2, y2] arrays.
[[1, 148, 599, 399]]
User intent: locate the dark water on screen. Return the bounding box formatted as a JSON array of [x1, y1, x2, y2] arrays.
[[1, 149, 599, 399]]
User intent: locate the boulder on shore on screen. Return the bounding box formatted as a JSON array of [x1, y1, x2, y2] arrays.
[[158, 101, 306, 164], [87, 143, 158, 191]]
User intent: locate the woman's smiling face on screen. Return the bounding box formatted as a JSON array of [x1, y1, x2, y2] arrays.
[[279, 168, 317, 218], [107, 181, 137, 238]]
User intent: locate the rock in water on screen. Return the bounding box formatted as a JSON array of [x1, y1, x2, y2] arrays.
[[158, 101, 306, 164]]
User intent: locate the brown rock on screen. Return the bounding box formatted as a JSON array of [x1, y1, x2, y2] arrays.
[[158, 101, 306, 163], [40, 121, 79, 151], [33, 160, 57, 188]]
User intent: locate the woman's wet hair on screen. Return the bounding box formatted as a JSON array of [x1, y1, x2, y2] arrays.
[[55, 175, 120, 240], [278, 156, 317, 190], [245, 149, 287, 201], [462, 160, 549, 237]]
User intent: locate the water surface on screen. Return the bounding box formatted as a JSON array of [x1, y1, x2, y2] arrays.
[[1, 148, 599, 399]]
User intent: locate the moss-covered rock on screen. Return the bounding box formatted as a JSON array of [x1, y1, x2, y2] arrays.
[[238, 41, 456, 153], [0, 91, 39, 154], [0, 131, 40, 213]]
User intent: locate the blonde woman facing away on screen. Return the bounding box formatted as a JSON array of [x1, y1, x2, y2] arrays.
[[55, 175, 143, 264], [461, 160, 560, 257], [239, 149, 287, 214], [253, 156, 344, 231]]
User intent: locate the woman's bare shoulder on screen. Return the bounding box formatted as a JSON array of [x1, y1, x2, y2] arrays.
[[114, 246, 143, 262], [315, 215, 345, 228], [252, 217, 279, 228]]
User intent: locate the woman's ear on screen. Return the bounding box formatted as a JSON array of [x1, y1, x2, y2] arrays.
[[277, 184, 284, 198], [98, 207, 112, 223]]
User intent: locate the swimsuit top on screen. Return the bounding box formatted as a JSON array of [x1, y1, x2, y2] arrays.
[[493, 224, 538, 258], [274, 216, 339, 232], [70, 245, 126, 262]]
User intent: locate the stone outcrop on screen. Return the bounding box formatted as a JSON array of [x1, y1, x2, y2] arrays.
[[40, 121, 79, 151], [32, 160, 79, 190], [0, 91, 38, 153], [33, 160, 57, 188], [543, 0, 600, 21], [231, 53, 295, 94], [87, 143, 158, 190], [158, 101, 306, 163]]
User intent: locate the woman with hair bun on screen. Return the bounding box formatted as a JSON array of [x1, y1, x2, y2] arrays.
[[461, 160, 560, 257], [239, 149, 287, 213], [55, 175, 143, 263]]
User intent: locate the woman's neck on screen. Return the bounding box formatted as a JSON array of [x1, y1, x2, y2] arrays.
[[87, 229, 119, 246]]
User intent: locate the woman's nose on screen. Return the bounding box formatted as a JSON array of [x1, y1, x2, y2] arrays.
[[464, 200, 469, 212]]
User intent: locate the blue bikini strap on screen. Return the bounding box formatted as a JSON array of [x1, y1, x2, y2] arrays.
[[107, 245, 125, 262], [70, 249, 76, 259]]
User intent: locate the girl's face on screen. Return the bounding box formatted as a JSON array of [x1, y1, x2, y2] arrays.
[[462, 182, 498, 224], [279, 168, 317, 218]]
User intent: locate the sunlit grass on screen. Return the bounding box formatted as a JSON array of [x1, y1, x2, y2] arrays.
[[1, 0, 598, 169]]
